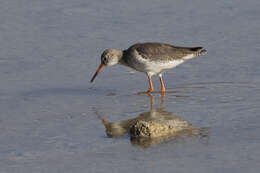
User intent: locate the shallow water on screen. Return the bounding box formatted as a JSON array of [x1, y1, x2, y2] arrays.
[[0, 0, 260, 172]]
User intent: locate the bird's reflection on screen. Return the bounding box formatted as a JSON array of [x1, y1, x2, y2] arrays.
[[96, 94, 207, 148]]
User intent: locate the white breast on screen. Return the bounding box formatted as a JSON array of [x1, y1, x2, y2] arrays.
[[132, 52, 186, 76]]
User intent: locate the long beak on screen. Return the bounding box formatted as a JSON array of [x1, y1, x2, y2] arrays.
[[90, 64, 105, 82]]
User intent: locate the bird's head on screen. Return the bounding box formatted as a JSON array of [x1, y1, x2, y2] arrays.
[[90, 49, 123, 83]]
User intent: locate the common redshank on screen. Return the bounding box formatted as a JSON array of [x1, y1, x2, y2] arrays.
[[90, 42, 206, 93]]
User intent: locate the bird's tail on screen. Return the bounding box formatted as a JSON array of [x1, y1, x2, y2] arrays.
[[191, 47, 207, 56]]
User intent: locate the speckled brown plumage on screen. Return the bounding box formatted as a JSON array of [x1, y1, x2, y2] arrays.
[[124, 42, 204, 62]]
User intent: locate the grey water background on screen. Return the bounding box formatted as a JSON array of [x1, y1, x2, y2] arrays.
[[0, 0, 260, 172]]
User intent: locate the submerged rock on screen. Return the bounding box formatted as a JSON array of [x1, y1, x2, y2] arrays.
[[130, 113, 192, 138]]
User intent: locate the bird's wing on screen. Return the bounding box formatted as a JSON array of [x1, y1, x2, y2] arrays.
[[129, 42, 201, 61]]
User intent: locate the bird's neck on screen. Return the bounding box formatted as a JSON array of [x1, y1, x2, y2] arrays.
[[117, 50, 127, 65], [116, 50, 123, 60]]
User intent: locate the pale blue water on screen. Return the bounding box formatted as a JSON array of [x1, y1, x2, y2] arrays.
[[0, 0, 260, 172]]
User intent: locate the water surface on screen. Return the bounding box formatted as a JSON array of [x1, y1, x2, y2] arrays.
[[0, 0, 260, 173]]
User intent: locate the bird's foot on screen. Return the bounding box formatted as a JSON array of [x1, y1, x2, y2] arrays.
[[145, 89, 153, 94], [161, 88, 166, 95]]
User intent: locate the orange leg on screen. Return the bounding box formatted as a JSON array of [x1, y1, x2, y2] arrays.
[[159, 76, 166, 94], [146, 76, 154, 93], [161, 91, 165, 103]]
